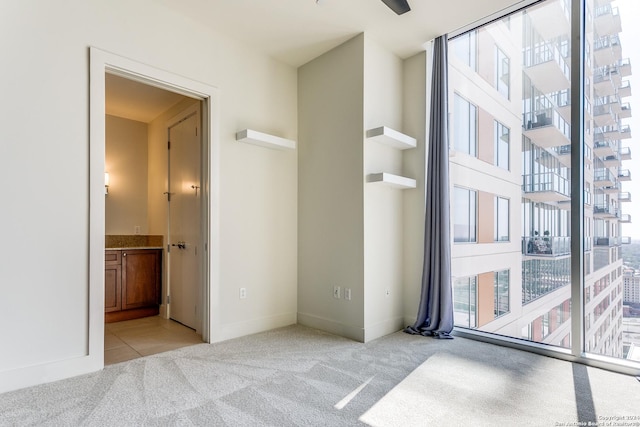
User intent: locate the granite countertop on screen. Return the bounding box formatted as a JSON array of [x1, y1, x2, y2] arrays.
[[105, 235, 164, 250]]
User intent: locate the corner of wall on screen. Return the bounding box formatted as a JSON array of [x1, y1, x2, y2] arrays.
[[401, 50, 429, 324]]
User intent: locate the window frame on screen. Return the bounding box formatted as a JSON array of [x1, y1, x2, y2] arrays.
[[454, 186, 478, 243]]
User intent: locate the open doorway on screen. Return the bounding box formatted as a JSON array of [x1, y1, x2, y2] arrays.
[[90, 47, 220, 369], [104, 74, 206, 364]]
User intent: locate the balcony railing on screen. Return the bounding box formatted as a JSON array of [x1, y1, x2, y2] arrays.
[[594, 34, 621, 51], [522, 172, 570, 196], [620, 213, 631, 223], [594, 236, 621, 246], [602, 153, 620, 166], [619, 102, 632, 117], [584, 236, 593, 252], [594, 168, 616, 184], [551, 89, 570, 108], [523, 236, 570, 256], [601, 182, 621, 194], [523, 108, 571, 138], [595, 4, 619, 19], [618, 58, 632, 77], [622, 236, 632, 244], [593, 203, 620, 218], [620, 146, 631, 160], [619, 169, 631, 181], [619, 80, 632, 97], [620, 192, 631, 202]]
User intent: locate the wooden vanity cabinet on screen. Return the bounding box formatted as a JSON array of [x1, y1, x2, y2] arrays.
[[105, 249, 162, 323]]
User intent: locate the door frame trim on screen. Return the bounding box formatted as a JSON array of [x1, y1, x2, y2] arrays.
[[90, 47, 219, 366]]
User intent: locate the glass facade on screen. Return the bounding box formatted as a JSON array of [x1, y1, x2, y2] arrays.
[[448, 0, 636, 366]]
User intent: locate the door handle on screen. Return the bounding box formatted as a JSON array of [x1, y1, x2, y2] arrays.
[[171, 241, 187, 249]]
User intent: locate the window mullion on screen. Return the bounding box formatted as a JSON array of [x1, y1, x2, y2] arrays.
[[569, 0, 585, 358]]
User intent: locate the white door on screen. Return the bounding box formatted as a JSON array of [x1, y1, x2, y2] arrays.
[[168, 106, 201, 330]]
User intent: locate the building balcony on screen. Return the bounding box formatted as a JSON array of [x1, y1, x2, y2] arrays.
[[522, 235, 570, 257], [622, 236, 632, 244], [602, 154, 620, 167], [599, 124, 631, 140], [537, 144, 586, 169], [594, 168, 616, 187], [551, 89, 571, 122], [619, 80, 632, 98], [594, 5, 622, 35], [618, 58, 632, 77], [593, 204, 620, 219], [618, 169, 631, 181], [593, 138, 617, 157], [560, 190, 593, 211], [553, 144, 572, 168], [618, 102, 632, 119], [594, 34, 622, 67], [522, 172, 570, 202], [620, 146, 631, 160], [620, 213, 631, 223], [619, 124, 631, 139], [594, 105, 617, 127], [525, 0, 570, 40], [594, 236, 621, 246], [601, 182, 621, 194], [594, 72, 616, 97], [597, 94, 621, 113], [523, 43, 571, 94], [523, 109, 571, 148], [550, 91, 593, 123], [620, 192, 631, 202]]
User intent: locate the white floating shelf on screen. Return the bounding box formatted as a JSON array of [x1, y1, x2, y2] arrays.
[[366, 126, 416, 150], [367, 173, 416, 189], [236, 129, 296, 150]]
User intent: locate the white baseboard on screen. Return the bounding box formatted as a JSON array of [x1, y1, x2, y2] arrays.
[[210, 312, 297, 343], [0, 354, 102, 394], [297, 312, 365, 342]]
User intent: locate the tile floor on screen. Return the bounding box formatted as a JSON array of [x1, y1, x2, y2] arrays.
[[104, 316, 203, 365]]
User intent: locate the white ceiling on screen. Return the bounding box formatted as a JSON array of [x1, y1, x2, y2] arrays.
[[160, 0, 525, 67], [107, 0, 525, 121]]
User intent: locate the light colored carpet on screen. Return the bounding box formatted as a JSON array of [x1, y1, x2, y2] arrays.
[[0, 325, 638, 426]]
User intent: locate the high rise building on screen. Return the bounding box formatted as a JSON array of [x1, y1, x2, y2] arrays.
[[448, 0, 631, 359], [623, 267, 640, 303]]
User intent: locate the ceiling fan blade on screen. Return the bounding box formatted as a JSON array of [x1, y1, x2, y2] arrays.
[[381, 0, 411, 15]]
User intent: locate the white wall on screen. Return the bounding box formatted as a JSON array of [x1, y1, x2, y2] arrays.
[[298, 34, 425, 342], [0, 0, 297, 392], [363, 37, 406, 340], [105, 115, 149, 235], [298, 34, 366, 341], [402, 52, 429, 326]]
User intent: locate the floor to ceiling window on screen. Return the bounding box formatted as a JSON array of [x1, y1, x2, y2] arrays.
[[448, 0, 639, 369]]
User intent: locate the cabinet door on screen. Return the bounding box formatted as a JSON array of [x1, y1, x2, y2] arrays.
[[121, 249, 161, 310], [105, 263, 122, 312]]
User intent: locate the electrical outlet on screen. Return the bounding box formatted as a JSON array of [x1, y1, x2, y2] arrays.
[[239, 288, 247, 299], [134, 225, 141, 235], [345, 288, 352, 301], [333, 286, 341, 299]]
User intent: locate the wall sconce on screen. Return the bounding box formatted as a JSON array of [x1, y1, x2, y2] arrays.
[[105, 172, 110, 195]]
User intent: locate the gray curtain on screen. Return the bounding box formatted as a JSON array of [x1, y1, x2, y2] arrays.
[[405, 35, 454, 339]]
